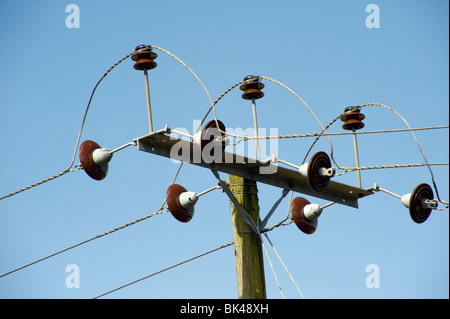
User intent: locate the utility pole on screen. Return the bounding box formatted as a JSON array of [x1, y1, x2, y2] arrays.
[[229, 174, 266, 299], [75, 44, 442, 299], [133, 66, 375, 300], [228, 76, 266, 299]]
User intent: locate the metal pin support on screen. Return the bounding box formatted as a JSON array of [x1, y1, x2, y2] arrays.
[[144, 70, 153, 132], [352, 128, 362, 188], [251, 98, 260, 161]]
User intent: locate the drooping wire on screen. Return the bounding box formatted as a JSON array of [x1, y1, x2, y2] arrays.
[[2, 44, 447, 297], [192, 75, 448, 208], [301, 103, 448, 205], [195, 75, 336, 165], [151, 47, 449, 223], [258, 76, 337, 167], [0, 44, 216, 278], [0, 50, 138, 201], [361, 103, 448, 206]]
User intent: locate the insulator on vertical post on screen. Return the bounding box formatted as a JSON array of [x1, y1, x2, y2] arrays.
[[340, 106, 365, 188], [132, 44, 157, 132], [131, 44, 158, 71], [239, 75, 264, 100], [240, 75, 264, 161], [340, 106, 365, 130]]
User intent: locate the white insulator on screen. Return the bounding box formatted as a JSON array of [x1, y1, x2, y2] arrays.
[[92, 148, 113, 166], [303, 203, 322, 221], [401, 193, 412, 208], [421, 199, 437, 210], [178, 191, 198, 210], [318, 167, 335, 177], [299, 163, 309, 176]]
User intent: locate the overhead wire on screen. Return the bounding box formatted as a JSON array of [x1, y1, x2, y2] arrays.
[[1, 44, 448, 298], [93, 241, 235, 299], [0, 49, 138, 201], [3, 42, 447, 203], [359, 103, 448, 206], [0, 206, 168, 279], [263, 233, 306, 299], [300, 103, 448, 205], [92, 203, 301, 299], [0, 45, 216, 283], [262, 238, 285, 299], [78, 49, 450, 297], [230, 125, 449, 140], [191, 75, 448, 207], [0, 44, 218, 284]]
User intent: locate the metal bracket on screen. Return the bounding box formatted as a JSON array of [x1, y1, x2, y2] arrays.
[[135, 130, 373, 208], [210, 170, 260, 237], [260, 189, 290, 230]]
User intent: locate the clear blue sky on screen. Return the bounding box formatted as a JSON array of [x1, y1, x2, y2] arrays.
[[0, 0, 448, 299]]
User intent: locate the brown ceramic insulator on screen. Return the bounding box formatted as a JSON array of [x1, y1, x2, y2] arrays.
[[131, 46, 158, 71], [201, 119, 227, 162], [307, 151, 332, 193], [409, 183, 434, 224], [340, 108, 365, 130], [291, 197, 317, 235], [240, 81, 265, 100], [166, 184, 194, 223], [79, 140, 108, 181]]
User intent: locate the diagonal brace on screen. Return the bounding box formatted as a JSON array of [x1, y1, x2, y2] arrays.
[[210, 169, 261, 237], [260, 189, 290, 230]]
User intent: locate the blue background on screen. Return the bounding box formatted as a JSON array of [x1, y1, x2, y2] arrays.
[[0, 0, 448, 298]]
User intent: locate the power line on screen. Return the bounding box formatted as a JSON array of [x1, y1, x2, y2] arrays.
[[262, 238, 285, 299], [1, 43, 448, 299], [92, 209, 303, 299], [337, 162, 449, 172], [93, 241, 234, 299], [263, 233, 306, 299], [0, 208, 167, 279], [0, 50, 137, 202], [231, 125, 449, 140]]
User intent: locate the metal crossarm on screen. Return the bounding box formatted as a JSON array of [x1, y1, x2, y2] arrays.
[[135, 131, 373, 208]]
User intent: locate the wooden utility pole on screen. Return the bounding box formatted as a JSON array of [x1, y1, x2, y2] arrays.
[[135, 72, 373, 299], [229, 174, 266, 299]]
